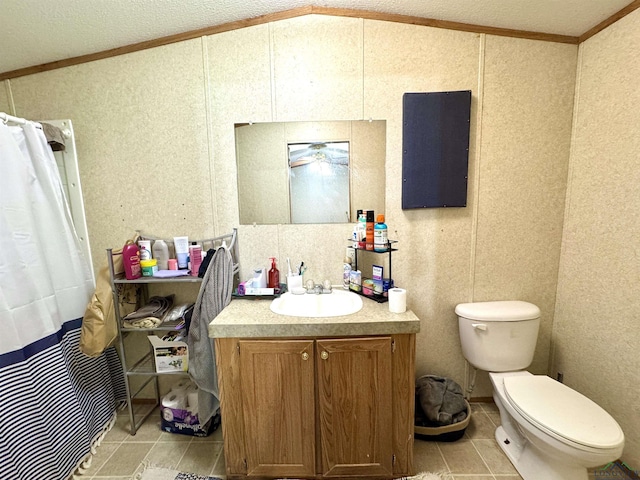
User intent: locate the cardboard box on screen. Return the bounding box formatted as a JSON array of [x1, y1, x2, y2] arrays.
[[148, 335, 188, 372]]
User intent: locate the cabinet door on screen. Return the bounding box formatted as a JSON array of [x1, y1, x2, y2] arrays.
[[239, 339, 316, 477], [317, 337, 393, 477]]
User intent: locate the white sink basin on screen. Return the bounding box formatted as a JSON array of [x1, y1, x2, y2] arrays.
[[270, 289, 363, 317]]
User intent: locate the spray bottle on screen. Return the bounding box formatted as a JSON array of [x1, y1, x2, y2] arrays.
[[343, 256, 352, 290]]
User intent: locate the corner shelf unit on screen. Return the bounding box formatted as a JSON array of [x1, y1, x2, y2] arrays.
[[348, 240, 397, 303], [108, 229, 239, 435]]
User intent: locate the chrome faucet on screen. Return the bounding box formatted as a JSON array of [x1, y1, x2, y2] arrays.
[[305, 279, 332, 294]]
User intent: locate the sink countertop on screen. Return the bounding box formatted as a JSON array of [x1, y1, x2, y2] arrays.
[[208, 294, 420, 338]]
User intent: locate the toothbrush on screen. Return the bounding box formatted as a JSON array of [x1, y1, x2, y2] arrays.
[[287, 257, 293, 276]]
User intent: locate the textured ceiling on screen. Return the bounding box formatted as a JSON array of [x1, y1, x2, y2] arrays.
[[0, 0, 634, 75]]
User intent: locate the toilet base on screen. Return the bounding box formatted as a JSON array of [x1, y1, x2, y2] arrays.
[[495, 425, 589, 480]]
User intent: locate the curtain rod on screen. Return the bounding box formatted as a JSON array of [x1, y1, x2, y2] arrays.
[[1, 112, 42, 128], [0, 112, 28, 125]]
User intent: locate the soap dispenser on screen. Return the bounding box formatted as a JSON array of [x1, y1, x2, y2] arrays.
[[268, 257, 280, 289]]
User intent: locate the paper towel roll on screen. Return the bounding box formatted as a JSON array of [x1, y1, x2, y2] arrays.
[[162, 391, 187, 410], [388, 288, 407, 313]]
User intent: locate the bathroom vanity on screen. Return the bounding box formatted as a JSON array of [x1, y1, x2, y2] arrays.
[[209, 297, 420, 479]]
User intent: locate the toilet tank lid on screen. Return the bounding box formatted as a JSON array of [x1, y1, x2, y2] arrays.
[[455, 301, 540, 321]]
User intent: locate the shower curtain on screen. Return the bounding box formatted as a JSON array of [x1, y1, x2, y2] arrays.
[[0, 119, 125, 480]]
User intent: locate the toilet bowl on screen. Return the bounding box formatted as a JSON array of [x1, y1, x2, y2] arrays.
[[455, 301, 625, 480], [491, 371, 624, 480]]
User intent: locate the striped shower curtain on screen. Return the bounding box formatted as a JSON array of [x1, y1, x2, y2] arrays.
[[0, 120, 125, 479]]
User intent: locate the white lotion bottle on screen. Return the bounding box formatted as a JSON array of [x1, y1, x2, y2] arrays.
[[173, 236, 189, 269], [152, 239, 170, 270]]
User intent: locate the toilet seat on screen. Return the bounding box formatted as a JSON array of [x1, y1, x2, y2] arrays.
[[503, 375, 624, 451]]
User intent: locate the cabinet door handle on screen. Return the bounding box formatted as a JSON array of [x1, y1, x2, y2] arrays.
[[301, 352, 309, 361], [320, 351, 329, 360]]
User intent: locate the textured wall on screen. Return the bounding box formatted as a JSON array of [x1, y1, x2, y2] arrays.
[[7, 12, 585, 439], [10, 39, 213, 267], [362, 21, 480, 385], [0, 81, 11, 112], [473, 36, 577, 393], [553, 8, 640, 466]]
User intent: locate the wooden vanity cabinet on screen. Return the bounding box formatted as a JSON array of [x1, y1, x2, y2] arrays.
[[239, 339, 316, 478], [215, 334, 415, 479]]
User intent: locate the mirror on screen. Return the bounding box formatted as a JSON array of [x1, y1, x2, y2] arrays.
[[235, 120, 386, 225]]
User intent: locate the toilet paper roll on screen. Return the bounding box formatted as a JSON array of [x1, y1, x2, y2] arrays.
[[187, 391, 199, 416], [162, 391, 187, 410], [170, 379, 191, 392], [388, 288, 407, 313]]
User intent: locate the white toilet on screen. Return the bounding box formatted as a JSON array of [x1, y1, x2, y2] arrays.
[[455, 300, 624, 480]]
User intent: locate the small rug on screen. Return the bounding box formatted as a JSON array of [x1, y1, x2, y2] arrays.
[[136, 465, 223, 480], [136, 466, 444, 480], [407, 474, 446, 480]]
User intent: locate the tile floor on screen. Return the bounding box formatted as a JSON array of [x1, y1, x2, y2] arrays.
[[81, 402, 609, 480]]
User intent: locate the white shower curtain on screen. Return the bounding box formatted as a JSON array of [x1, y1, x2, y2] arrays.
[[0, 119, 125, 479]]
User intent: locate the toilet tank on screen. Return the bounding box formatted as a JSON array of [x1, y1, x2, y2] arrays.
[[455, 301, 541, 372]]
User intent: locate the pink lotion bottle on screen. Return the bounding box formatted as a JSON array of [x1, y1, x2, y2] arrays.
[[122, 242, 142, 280]]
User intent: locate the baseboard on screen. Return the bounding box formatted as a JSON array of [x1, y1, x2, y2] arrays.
[[131, 398, 157, 404], [468, 396, 494, 403]]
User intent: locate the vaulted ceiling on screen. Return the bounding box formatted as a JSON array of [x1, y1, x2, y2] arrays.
[[0, 0, 637, 77]]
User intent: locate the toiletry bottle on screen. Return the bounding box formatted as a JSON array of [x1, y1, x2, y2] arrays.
[[343, 256, 352, 290], [374, 214, 388, 252], [189, 243, 202, 276], [365, 210, 375, 251], [268, 257, 280, 289], [356, 210, 367, 249], [122, 241, 142, 280], [173, 236, 189, 269], [152, 239, 170, 270], [139, 245, 152, 261], [138, 240, 152, 260]]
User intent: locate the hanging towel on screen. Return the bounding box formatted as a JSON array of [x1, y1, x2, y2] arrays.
[[41, 122, 66, 151], [187, 246, 233, 425]]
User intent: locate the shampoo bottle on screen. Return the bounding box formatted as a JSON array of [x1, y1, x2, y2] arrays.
[[374, 214, 388, 252], [122, 241, 142, 280], [152, 239, 170, 270], [268, 257, 280, 289]]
